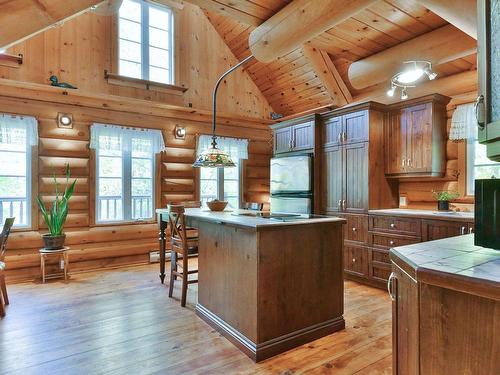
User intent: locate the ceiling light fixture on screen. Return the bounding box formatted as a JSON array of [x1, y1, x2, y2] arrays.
[[193, 54, 255, 168], [387, 61, 437, 100]]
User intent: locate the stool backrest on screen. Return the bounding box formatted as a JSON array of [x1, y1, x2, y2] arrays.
[[0, 217, 15, 262], [167, 205, 187, 249], [168, 201, 201, 208]]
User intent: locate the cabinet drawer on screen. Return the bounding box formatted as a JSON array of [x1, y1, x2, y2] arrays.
[[370, 233, 421, 250], [344, 245, 368, 278], [344, 214, 368, 244], [369, 261, 391, 283], [369, 215, 421, 237], [371, 248, 390, 264]]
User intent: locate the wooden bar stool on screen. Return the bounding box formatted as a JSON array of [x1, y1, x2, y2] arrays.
[[167, 205, 198, 307]]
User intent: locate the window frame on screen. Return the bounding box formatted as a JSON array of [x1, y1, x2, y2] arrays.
[[116, 0, 175, 85], [94, 134, 158, 226], [466, 137, 500, 196], [199, 162, 243, 210], [0, 121, 36, 230]]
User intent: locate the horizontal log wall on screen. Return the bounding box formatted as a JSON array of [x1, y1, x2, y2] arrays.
[[1, 95, 272, 282], [399, 93, 476, 212]]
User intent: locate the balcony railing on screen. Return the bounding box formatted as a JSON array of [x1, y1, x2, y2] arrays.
[[97, 196, 152, 222], [131, 196, 152, 219], [0, 197, 27, 226]]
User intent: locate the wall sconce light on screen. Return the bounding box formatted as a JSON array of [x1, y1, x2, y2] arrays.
[[57, 113, 73, 129], [174, 126, 186, 140]]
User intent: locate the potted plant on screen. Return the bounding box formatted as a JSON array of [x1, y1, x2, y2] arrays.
[[36, 164, 76, 250], [432, 190, 460, 211]]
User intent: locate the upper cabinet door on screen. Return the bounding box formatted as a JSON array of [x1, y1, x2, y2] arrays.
[[322, 146, 343, 213], [323, 116, 343, 147], [344, 110, 369, 144], [274, 127, 292, 154], [404, 103, 433, 173], [385, 110, 405, 175], [344, 142, 368, 213], [292, 122, 314, 150]]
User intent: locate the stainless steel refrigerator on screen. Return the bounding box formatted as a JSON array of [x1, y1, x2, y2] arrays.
[[270, 155, 313, 214]]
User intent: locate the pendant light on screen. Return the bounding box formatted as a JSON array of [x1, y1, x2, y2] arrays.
[[193, 55, 255, 168]]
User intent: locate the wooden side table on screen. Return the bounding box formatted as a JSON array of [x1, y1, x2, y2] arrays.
[[39, 247, 70, 283]]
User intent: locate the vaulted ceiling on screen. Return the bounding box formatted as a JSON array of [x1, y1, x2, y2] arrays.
[[198, 0, 477, 117]]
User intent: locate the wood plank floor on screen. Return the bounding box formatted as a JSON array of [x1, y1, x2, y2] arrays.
[[0, 263, 392, 375]]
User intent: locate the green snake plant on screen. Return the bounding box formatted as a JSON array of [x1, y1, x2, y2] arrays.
[[36, 164, 77, 236]]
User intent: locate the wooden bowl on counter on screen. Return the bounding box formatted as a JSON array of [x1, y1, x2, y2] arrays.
[[206, 200, 228, 212]]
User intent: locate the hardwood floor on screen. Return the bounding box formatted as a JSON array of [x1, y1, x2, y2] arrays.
[[0, 263, 392, 374]]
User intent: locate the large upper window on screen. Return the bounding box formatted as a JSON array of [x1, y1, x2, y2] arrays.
[[198, 135, 248, 209], [118, 0, 174, 84], [467, 139, 500, 195], [0, 114, 37, 227], [90, 124, 164, 223]]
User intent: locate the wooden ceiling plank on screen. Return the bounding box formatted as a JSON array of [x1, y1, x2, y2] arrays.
[[183, 0, 264, 26], [302, 45, 351, 106], [353, 9, 416, 42], [347, 24, 477, 90], [368, 1, 433, 35], [0, 0, 100, 49], [249, 0, 379, 63], [387, 0, 447, 29]]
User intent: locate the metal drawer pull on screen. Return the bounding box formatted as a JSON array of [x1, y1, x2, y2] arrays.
[[352, 258, 356, 263], [402, 159, 405, 167], [352, 227, 357, 232], [338, 199, 342, 209], [469, 227, 473, 234], [407, 158, 411, 166], [387, 272, 396, 301], [461, 226, 466, 235], [389, 240, 394, 246], [390, 223, 395, 228], [338, 132, 342, 143], [342, 199, 346, 211]]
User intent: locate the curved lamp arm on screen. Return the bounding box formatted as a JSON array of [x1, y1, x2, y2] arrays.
[[211, 54, 255, 147]]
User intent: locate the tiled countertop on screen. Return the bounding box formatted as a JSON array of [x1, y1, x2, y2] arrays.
[[369, 208, 474, 222], [391, 235, 500, 299]]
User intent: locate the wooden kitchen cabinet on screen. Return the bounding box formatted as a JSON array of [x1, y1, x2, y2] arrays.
[[322, 145, 343, 212], [271, 114, 316, 154], [385, 94, 449, 178], [322, 110, 368, 148], [422, 219, 474, 241], [344, 244, 369, 278], [343, 213, 369, 245]]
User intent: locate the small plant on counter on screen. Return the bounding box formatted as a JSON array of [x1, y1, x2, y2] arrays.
[[36, 164, 77, 250], [432, 190, 460, 211]]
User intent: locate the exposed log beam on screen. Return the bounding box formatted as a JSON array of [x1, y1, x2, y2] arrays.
[[0, 0, 102, 50], [347, 25, 477, 90], [249, 0, 378, 63], [302, 45, 352, 107], [418, 0, 476, 39], [183, 0, 266, 26], [351, 70, 477, 105]]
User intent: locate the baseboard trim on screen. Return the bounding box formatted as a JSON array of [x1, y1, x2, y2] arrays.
[[196, 303, 345, 362]]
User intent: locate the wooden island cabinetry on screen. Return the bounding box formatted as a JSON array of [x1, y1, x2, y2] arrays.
[[390, 235, 500, 375]]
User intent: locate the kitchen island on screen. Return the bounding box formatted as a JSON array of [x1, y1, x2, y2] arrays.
[[157, 209, 346, 361], [389, 234, 500, 374]]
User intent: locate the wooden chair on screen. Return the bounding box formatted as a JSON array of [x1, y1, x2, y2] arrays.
[[0, 217, 15, 318], [167, 205, 198, 307]]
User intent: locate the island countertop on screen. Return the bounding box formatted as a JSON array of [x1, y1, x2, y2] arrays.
[[156, 208, 346, 230], [390, 234, 499, 300]]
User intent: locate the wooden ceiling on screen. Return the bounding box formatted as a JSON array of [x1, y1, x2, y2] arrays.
[[202, 0, 477, 117]]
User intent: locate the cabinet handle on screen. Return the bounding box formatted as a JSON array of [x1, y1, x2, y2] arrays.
[[352, 258, 356, 263], [387, 272, 397, 301], [342, 131, 347, 142], [402, 158, 405, 167], [469, 227, 473, 234], [338, 199, 342, 209], [407, 158, 411, 166], [461, 226, 466, 235], [342, 199, 346, 211], [338, 132, 342, 144], [390, 223, 395, 229], [352, 227, 357, 232], [389, 240, 395, 246]]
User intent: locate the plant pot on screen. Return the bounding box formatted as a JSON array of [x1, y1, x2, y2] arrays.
[[42, 234, 66, 250], [437, 200, 450, 211]]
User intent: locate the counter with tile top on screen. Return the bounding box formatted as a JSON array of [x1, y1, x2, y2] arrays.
[[369, 208, 474, 222]]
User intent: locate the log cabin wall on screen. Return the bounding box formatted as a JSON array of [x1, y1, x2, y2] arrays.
[[0, 3, 272, 119], [398, 93, 476, 211], [0, 2, 273, 282]]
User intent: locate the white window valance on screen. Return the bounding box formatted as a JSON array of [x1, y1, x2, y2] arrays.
[[0, 113, 38, 146], [197, 135, 248, 160], [89, 123, 165, 153], [449, 103, 476, 141]]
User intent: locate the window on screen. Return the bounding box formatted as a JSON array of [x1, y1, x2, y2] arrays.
[[200, 160, 241, 209], [90, 124, 164, 223], [118, 0, 174, 84], [467, 138, 500, 195], [0, 114, 37, 227], [197, 135, 248, 209]]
